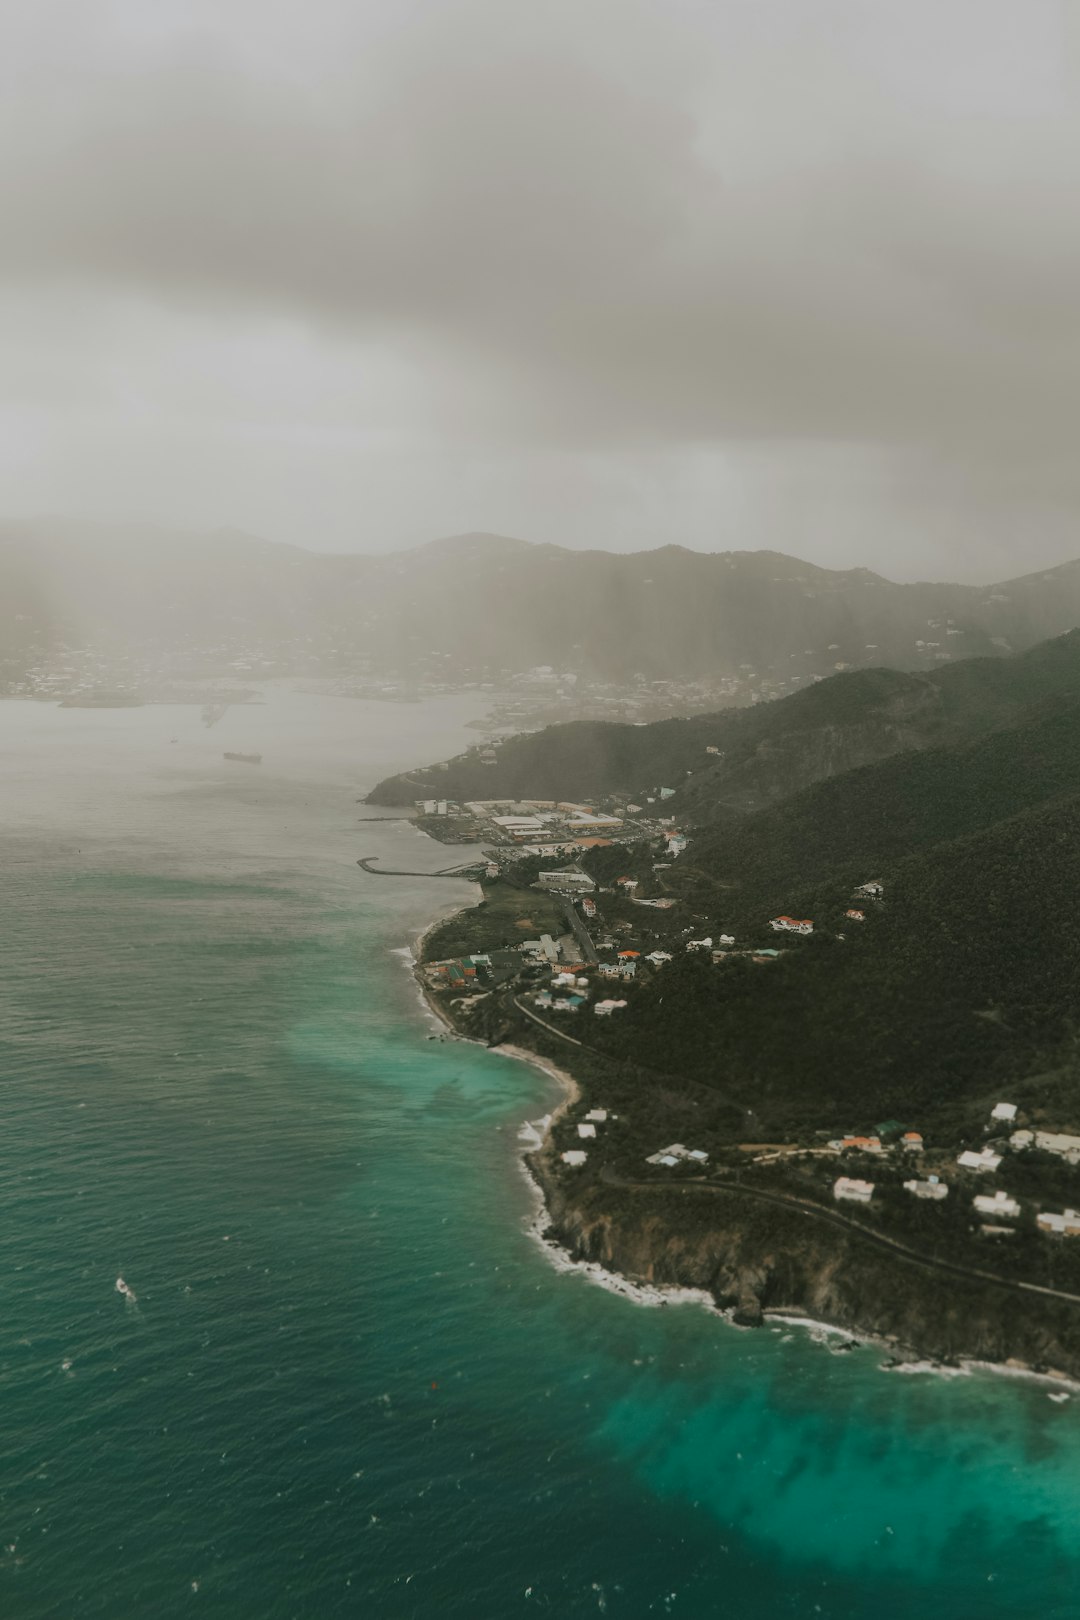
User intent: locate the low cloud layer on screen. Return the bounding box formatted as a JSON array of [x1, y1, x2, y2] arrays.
[[1, 0, 1077, 578]]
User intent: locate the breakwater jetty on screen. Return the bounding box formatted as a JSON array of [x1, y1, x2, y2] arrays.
[[357, 856, 487, 880]]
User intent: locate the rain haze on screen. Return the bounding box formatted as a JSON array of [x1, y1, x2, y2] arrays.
[[2, 0, 1079, 578]]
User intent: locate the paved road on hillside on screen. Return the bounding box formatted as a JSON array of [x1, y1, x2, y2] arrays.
[[600, 1168, 1080, 1310]]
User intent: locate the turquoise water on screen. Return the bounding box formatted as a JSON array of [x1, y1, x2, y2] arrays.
[[3, 692, 1080, 1619]]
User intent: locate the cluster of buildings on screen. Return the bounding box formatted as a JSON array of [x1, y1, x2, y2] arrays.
[[832, 1099, 1080, 1239], [646, 1143, 709, 1168], [561, 1107, 610, 1168]]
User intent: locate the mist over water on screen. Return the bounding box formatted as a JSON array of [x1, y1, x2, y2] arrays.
[[3, 689, 1080, 1618]]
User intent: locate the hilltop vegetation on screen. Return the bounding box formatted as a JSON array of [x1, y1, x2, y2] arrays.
[[593, 792, 1080, 1140]]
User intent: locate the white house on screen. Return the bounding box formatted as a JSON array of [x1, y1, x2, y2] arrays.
[[646, 950, 673, 966], [1037, 1208, 1080, 1237], [584, 1108, 608, 1123], [647, 1143, 708, 1165], [538, 869, 596, 893], [561, 1150, 588, 1167], [854, 880, 884, 897], [1011, 1130, 1080, 1165], [717, 934, 735, 946], [957, 1148, 1002, 1173], [577, 1123, 597, 1139], [686, 937, 713, 952], [973, 1190, 1021, 1219], [990, 1102, 1018, 1123], [594, 999, 628, 1016], [834, 1177, 874, 1204], [904, 1179, 948, 1201]]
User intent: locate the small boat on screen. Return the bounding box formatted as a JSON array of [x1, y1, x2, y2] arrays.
[[223, 752, 263, 765], [115, 1276, 137, 1302]]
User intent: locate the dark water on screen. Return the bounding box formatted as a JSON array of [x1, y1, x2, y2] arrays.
[[2, 692, 1080, 1619]]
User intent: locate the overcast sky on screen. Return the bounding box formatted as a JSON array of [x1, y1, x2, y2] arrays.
[[2, 0, 1078, 579]]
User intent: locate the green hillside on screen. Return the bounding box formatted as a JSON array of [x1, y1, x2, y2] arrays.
[[591, 791, 1080, 1140], [369, 629, 1080, 812]]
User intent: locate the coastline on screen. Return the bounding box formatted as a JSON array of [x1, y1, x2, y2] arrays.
[[393, 840, 1080, 1390]]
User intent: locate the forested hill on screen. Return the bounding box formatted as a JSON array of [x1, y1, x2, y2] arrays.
[[588, 638, 1080, 1137], [368, 629, 1080, 813], [679, 693, 1080, 924], [10, 521, 1080, 687], [592, 790, 1080, 1138]]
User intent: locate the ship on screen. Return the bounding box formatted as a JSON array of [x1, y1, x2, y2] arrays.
[[223, 751, 263, 765]]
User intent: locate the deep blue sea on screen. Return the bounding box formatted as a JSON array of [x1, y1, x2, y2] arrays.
[[3, 689, 1080, 1619]]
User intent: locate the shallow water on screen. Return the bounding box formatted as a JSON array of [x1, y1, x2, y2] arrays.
[[2, 692, 1079, 1618]]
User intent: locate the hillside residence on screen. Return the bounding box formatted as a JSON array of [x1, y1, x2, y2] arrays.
[[854, 880, 884, 897], [770, 916, 814, 934], [646, 950, 673, 965], [538, 870, 596, 893], [552, 996, 585, 1013], [957, 1148, 1003, 1173], [1036, 1208, 1080, 1237], [904, 1179, 948, 1200], [584, 1109, 608, 1123], [840, 1136, 883, 1153], [581, 897, 597, 918], [616, 877, 639, 890], [686, 937, 713, 952], [845, 909, 866, 922], [991, 1102, 1018, 1122], [902, 1132, 924, 1151], [561, 1151, 588, 1167], [659, 787, 676, 799], [718, 934, 735, 946], [706, 745, 721, 754], [1011, 1130, 1080, 1164], [577, 1123, 597, 1139], [665, 835, 688, 856], [594, 999, 628, 1015], [973, 1190, 1021, 1219], [534, 991, 553, 1008], [834, 1177, 874, 1204], [646, 1144, 709, 1165]]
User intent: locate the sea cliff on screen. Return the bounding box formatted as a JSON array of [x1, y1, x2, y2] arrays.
[[530, 1148, 1080, 1379]]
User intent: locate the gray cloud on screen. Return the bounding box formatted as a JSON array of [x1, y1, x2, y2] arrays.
[[0, 0, 1077, 576]]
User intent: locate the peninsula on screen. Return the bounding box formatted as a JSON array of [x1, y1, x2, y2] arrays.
[[369, 630, 1080, 1379]]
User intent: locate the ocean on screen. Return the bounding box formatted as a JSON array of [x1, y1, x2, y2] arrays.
[[2, 689, 1080, 1619]]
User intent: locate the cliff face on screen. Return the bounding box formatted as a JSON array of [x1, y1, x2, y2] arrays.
[[535, 1162, 1080, 1379]]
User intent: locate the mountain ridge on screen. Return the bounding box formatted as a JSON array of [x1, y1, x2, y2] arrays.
[[8, 517, 1080, 690]]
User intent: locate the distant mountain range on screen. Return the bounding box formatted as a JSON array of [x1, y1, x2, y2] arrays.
[[9, 521, 1080, 690]]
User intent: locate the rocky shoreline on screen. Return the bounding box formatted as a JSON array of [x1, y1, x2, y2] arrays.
[[406, 889, 1080, 1386]]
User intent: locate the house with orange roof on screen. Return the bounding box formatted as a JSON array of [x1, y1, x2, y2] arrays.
[[770, 916, 814, 935]]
